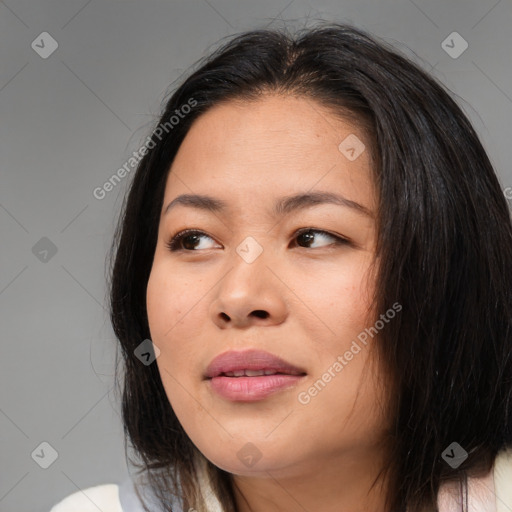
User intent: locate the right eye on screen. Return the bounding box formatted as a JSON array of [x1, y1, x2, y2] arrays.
[[165, 229, 219, 252]]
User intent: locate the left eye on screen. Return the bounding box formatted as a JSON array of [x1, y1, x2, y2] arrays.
[[292, 228, 350, 249], [165, 228, 350, 252]]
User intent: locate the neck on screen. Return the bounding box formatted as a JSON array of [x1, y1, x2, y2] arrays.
[[230, 446, 393, 512]]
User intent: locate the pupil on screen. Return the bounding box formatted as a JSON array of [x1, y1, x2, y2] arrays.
[[184, 234, 200, 250], [299, 232, 314, 247]]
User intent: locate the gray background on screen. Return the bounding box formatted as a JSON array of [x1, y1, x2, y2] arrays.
[[1, 1, 511, 511]]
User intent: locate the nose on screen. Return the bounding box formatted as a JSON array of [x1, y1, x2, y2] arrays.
[[209, 248, 288, 329]]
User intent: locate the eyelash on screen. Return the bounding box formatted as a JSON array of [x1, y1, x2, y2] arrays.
[[165, 228, 351, 252]]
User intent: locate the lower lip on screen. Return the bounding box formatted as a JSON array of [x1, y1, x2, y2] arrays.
[[207, 374, 305, 401]]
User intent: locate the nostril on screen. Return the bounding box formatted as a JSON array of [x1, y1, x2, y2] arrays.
[[252, 310, 269, 319]]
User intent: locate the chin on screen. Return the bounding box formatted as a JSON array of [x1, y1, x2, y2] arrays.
[[205, 455, 278, 476], [196, 440, 299, 477]]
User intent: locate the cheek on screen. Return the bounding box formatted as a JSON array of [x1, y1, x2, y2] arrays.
[[296, 261, 379, 396], [146, 265, 208, 380], [147, 263, 201, 336], [299, 259, 375, 331], [146, 267, 204, 420]]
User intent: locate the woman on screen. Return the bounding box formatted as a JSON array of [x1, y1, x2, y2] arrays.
[[51, 21, 512, 512]]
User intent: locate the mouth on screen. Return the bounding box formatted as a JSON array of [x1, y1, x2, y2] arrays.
[[204, 349, 307, 401], [218, 369, 303, 377], [204, 349, 306, 379]]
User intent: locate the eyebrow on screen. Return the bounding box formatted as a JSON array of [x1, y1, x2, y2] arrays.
[[163, 191, 374, 218]]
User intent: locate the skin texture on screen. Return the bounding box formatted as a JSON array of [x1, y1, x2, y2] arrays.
[[146, 93, 393, 512]]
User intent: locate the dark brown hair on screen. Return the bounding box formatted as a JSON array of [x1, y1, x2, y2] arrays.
[[108, 21, 512, 512]]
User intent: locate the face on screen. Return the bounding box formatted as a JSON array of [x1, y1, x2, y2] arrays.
[[146, 94, 389, 478]]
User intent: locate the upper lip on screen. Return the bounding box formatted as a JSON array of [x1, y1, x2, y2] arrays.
[[204, 349, 307, 379]]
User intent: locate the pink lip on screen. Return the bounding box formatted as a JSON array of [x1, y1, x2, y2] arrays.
[[204, 349, 306, 402], [204, 349, 305, 378]]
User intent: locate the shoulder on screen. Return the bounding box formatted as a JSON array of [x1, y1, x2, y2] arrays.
[[494, 447, 512, 510], [49, 483, 122, 512]]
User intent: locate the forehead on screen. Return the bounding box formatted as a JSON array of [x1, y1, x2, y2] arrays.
[[163, 94, 375, 215]]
